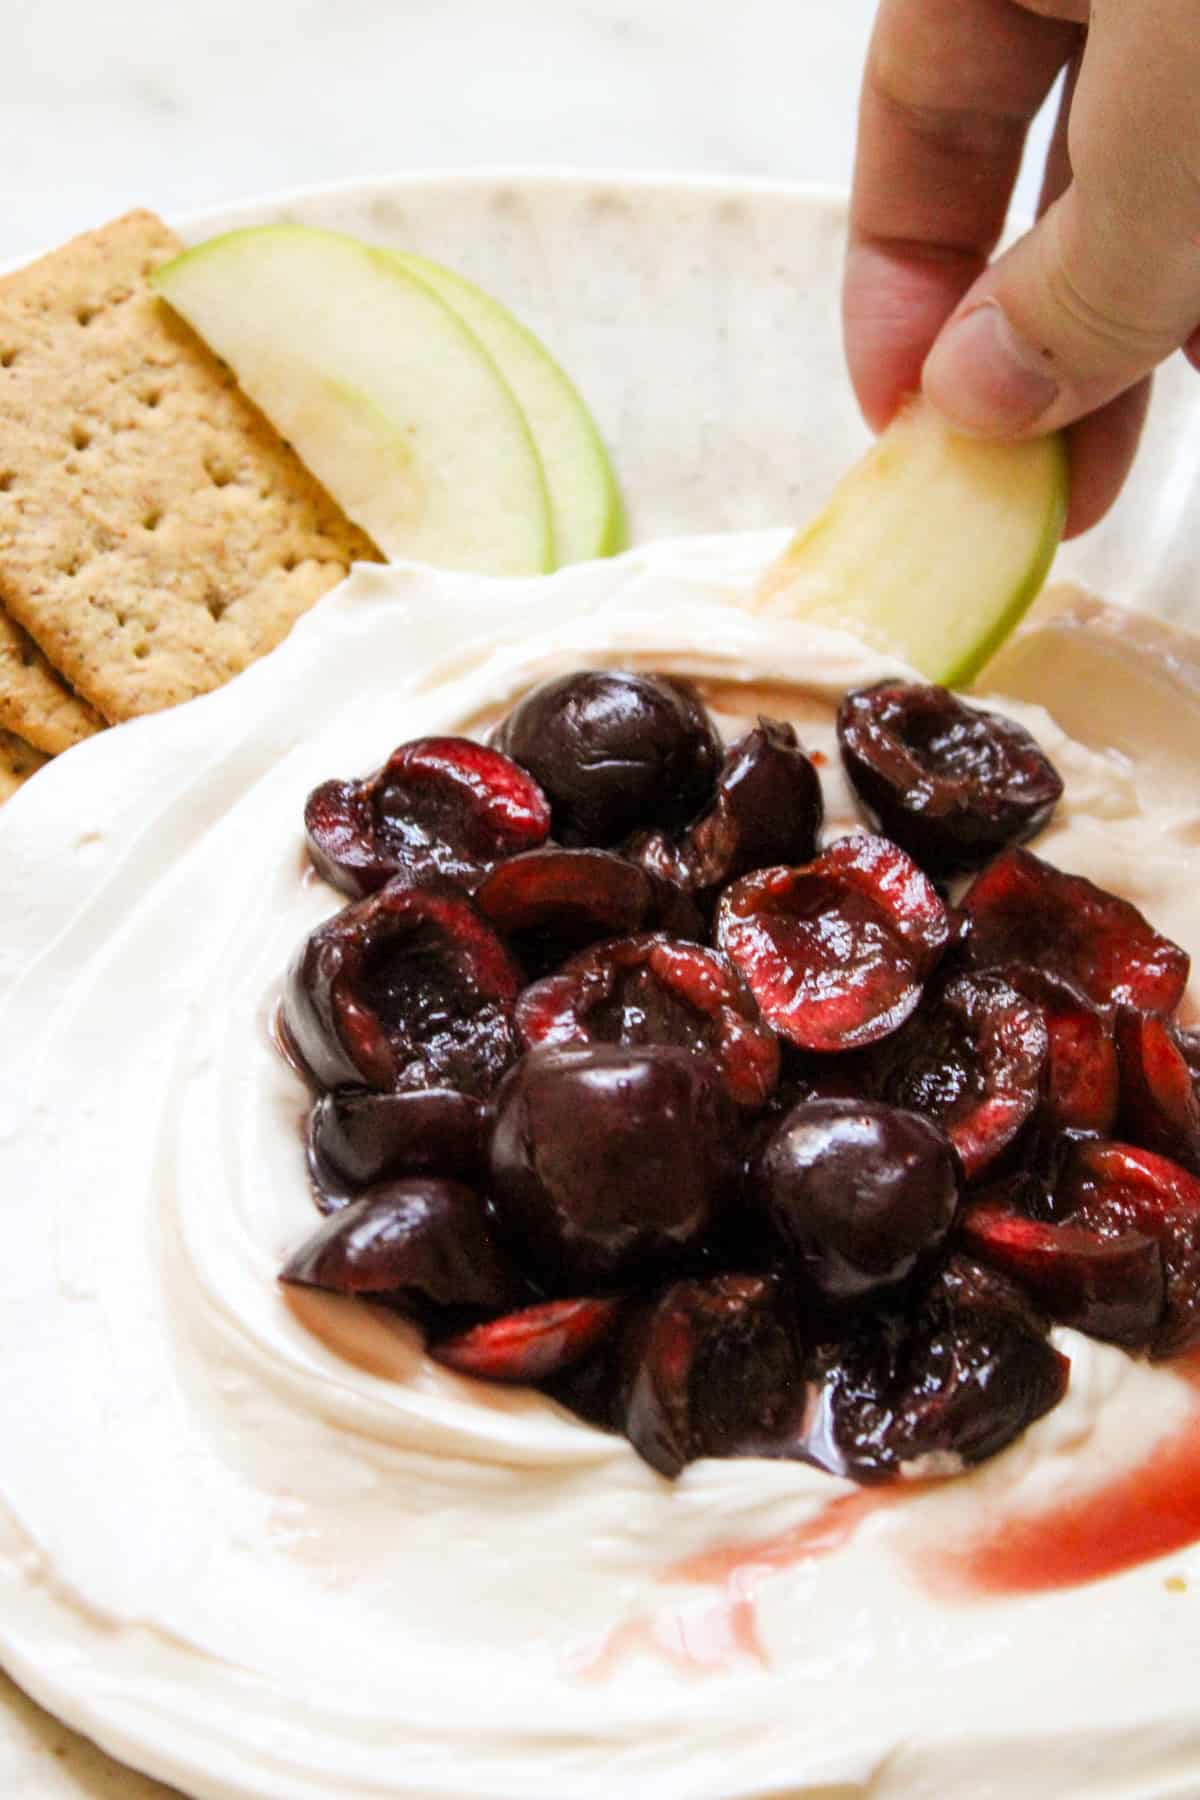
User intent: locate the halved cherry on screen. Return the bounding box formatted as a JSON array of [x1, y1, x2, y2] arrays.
[[715, 834, 949, 1053], [622, 1274, 808, 1478], [280, 1177, 523, 1313], [1115, 1008, 1200, 1174], [628, 719, 823, 896], [491, 670, 723, 847], [515, 934, 780, 1109], [430, 1297, 622, 1383], [801, 1255, 1069, 1483], [1055, 1139, 1200, 1357], [1040, 999, 1120, 1136], [869, 972, 1047, 1181], [959, 1200, 1165, 1348], [307, 1087, 487, 1210], [473, 847, 657, 973], [961, 848, 1190, 1016], [281, 884, 523, 1095], [305, 737, 550, 897], [837, 682, 1063, 876]]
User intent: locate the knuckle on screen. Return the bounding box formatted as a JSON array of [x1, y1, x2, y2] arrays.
[[1040, 254, 1181, 362]]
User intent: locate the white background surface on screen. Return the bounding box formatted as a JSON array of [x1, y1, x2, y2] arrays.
[[3, 0, 1056, 262]]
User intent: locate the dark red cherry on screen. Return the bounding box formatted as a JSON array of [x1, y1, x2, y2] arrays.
[[1115, 1008, 1200, 1174], [281, 884, 523, 1096], [1054, 1138, 1200, 1358], [960, 847, 1190, 1017], [715, 834, 949, 1053], [800, 1255, 1069, 1483], [1038, 996, 1120, 1135], [491, 670, 722, 846], [307, 1087, 486, 1210], [628, 719, 823, 895], [750, 1099, 960, 1300], [868, 972, 1048, 1182], [431, 1297, 622, 1383], [488, 1043, 734, 1288], [515, 934, 780, 1109], [473, 847, 658, 973], [959, 1198, 1164, 1349], [280, 1177, 522, 1313], [622, 1275, 807, 1478], [837, 682, 1063, 876], [304, 737, 550, 897]]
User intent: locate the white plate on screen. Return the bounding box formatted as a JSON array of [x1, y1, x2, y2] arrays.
[[2, 168, 1200, 1800]]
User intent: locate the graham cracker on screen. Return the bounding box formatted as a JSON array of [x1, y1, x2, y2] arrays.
[[0, 603, 102, 752], [0, 729, 47, 803], [0, 210, 378, 724]]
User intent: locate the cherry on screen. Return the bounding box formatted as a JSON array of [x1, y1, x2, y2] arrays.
[[282, 884, 523, 1096], [431, 1297, 621, 1383], [304, 737, 550, 898], [961, 847, 1190, 1017], [491, 670, 722, 846], [715, 834, 949, 1053], [959, 1198, 1165, 1349], [488, 1043, 734, 1287], [628, 719, 823, 896], [800, 1255, 1069, 1483], [868, 972, 1048, 1182], [307, 1088, 486, 1210], [515, 934, 780, 1109], [750, 1099, 961, 1300], [1054, 1139, 1200, 1357], [837, 682, 1063, 876], [280, 1177, 522, 1313], [1115, 1008, 1200, 1174], [473, 847, 659, 974], [622, 1275, 807, 1478], [1038, 997, 1119, 1136]]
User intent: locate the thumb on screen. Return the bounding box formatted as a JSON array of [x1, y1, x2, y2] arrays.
[[922, 0, 1200, 437]]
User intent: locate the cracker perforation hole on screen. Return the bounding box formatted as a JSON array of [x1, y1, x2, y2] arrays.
[[206, 593, 227, 622], [143, 509, 162, 532], [0, 472, 13, 493], [60, 552, 82, 577], [282, 554, 299, 573], [143, 389, 162, 410], [0, 350, 15, 369], [71, 425, 92, 451], [206, 459, 234, 489], [76, 306, 97, 328]]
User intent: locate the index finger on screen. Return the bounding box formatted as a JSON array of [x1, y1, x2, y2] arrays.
[[844, 0, 1079, 428]]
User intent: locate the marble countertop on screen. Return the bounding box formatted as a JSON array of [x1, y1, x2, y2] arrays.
[[2, 0, 1053, 260]]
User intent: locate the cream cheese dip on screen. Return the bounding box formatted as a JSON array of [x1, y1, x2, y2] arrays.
[[2, 533, 1200, 1799]]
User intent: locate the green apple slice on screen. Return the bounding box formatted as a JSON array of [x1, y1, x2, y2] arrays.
[[151, 225, 553, 577], [754, 401, 1068, 686], [389, 251, 625, 565]]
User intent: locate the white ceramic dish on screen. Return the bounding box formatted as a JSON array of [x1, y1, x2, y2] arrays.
[[3, 169, 1200, 1799]]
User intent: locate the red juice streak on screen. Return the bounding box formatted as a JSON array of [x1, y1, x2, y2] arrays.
[[933, 1353, 1200, 1597], [578, 1485, 902, 1681]]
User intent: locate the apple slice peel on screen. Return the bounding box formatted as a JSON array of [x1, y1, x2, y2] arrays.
[[754, 401, 1068, 687]]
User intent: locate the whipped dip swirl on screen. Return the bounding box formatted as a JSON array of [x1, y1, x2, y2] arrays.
[[3, 533, 1200, 1799]]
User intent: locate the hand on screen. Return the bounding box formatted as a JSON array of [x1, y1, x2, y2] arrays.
[[843, 0, 1200, 535]]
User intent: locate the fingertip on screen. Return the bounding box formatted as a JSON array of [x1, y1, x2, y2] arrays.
[[843, 240, 984, 433]]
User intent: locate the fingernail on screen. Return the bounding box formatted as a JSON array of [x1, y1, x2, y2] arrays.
[[922, 302, 1059, 435]]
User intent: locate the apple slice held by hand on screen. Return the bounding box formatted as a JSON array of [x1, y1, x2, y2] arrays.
[[754, 401, 1068, 687], [387, 252, 625, 566], [152, 225, 553, 577]]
